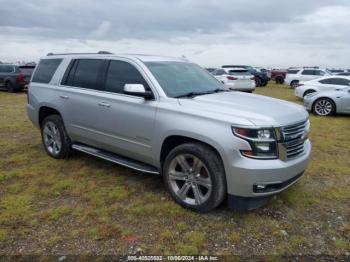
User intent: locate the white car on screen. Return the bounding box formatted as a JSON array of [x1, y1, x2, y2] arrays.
[[285, 68, 332, 88], [294, 76, 350, 98], [212, 67, 256, 92]]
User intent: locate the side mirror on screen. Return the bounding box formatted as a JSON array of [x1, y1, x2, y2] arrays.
[[123, 84, 153, 99]]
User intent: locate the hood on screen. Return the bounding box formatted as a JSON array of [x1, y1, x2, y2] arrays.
[[178, 92, 308, 126]]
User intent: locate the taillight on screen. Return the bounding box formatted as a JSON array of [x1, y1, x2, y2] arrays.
[[297, 83, 304, 87], [16, 73, 25, 83], [227, 76, 237, 80]]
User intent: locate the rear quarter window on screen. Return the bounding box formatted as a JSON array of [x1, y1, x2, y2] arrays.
[[32, 59, 62, 83]]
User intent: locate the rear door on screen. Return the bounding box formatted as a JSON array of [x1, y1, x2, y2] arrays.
[[58, 58, 107, 146]]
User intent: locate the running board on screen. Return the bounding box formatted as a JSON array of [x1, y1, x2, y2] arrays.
[[72, 144, 160, 175]]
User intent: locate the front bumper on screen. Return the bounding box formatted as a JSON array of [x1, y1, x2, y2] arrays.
[[225, 140, 311, 198], [303, 98, 313, 111]]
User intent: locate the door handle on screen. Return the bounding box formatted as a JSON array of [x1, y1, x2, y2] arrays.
[[59, 95, 69, 99], [98, 102, 111, 108]]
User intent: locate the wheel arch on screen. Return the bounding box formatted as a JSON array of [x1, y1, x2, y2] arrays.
[[38, 106, 62, 127], [303, 89, 317, 97], [160, 135, 225, 172]]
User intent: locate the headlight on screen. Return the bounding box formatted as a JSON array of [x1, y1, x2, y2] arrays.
[[232, 127, 278, 159]]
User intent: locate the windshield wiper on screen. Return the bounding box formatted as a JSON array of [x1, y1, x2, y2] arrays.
[[174, 88, 227, 98]]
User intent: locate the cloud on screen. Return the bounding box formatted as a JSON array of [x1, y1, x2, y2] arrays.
[[89, 21, 112, 39], [0, 0, 349, 67]]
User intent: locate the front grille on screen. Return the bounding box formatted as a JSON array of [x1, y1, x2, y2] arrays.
[[279, 120, 309, 160]]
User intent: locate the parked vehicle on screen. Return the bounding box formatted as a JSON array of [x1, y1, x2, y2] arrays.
[[285, 68, 332, 88], [212, 67, 255, 92], [254, 67, 271, 79], [0, 64, 35, 92], [271, 69, 287, 84], [294, 76, 350, 98], [222, 65, 269, 87], [304, 88, 350, 116], [27, 52, 311, 212]]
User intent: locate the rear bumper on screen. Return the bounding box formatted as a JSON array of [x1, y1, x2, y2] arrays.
[[224, 81, 255, 91]]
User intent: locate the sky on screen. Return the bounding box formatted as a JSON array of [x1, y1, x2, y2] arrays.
[[0, 0, 349, 68]]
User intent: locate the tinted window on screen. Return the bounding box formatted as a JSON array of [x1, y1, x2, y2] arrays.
[[69, 59, 104, 90], [319, 78, 350, 85], [0, 65, 15, 73], [319, 78, 333, 84], [105, 60, 150, 94], [32, 59, 62, 83], [19, 66, 35, 75], [301, 70, 315, 75], [287, 69, 299, 74], [228, 69, 250, 75], [331, 78, 350, 86], [315, 70, 325, 76], [214, 69, 225, 76]]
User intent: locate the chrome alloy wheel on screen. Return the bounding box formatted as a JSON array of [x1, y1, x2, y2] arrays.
[[314, 99, 333, 116], [43, 121, 62, 156], [168, 154, 212, 206]]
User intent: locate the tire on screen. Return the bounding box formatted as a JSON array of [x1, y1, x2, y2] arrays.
[[163, 142, 226, 212], [312, 98, 335, 116], [261, 80, 268, 87], [41, 115, 72, 159], [290, 80, 299, 89], [303, 89, 316, 97], [5, 81, 15, 93], [255, 78, 261, 87], [276, 76, 284, 84]]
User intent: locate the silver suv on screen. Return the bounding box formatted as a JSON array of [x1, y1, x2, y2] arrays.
[[27, 52, 311, 212]]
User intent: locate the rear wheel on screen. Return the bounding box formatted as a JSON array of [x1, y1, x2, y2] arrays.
[[163, 143, 226, 212], [313, 98, 335, 116], [5, 81, 15, 93], [275, 76, 284, 84], [255, 78, 261, 87], [41, 115, 72, 159]]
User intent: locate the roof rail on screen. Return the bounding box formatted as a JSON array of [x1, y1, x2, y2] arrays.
[[46, 51, 113, 56]]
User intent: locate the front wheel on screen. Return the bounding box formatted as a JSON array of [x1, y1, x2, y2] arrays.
[[313, 98, 335, 116], [290, 80, 299, 89], [41, 115, 72, 159], [163, 143, 226, 212]]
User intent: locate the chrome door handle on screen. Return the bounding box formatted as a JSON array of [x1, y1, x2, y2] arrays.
[[98, 102, 111, 108], [59, 95, 69, 99]]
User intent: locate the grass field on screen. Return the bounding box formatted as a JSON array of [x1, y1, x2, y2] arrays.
[[0, 83, 349, 256]]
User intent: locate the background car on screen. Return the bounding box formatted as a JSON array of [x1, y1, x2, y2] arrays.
[[222, 65, 269, 87], [304, 88, 350, 116], [294, 76, 350, 98], [270, 69, 287, 84], [0, 64, 35, 92], [212, 67, 255, 92], [284, 67, 332, 88]]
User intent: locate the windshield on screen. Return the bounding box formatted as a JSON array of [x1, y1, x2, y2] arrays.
[[145, 62, 224, 98]]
